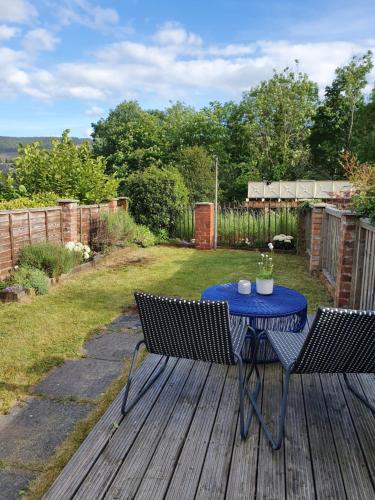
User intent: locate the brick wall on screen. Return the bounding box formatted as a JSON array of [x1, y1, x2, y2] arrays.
[[0, 197, 128, 279], [194, 203, 215, 250]]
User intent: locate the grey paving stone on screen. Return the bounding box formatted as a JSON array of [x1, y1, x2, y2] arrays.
[[0, 467, 36, 500], [107, 314, 142, 332], [34, 358, 123, 399], [0, 398, 91, 463], [82, 331, 143, 361]]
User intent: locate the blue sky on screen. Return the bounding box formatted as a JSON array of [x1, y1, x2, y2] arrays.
[[0, 0, 374, 137]]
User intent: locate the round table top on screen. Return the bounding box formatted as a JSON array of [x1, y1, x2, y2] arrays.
[[201, 282, 307, 318]]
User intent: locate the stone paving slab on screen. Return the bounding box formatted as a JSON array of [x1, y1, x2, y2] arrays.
[[34, 358, 124, 399], [0, 398, 91, 464], [82, 331, 143, 361], [0, 467, 37, 500], [104, 314, 142, 333]]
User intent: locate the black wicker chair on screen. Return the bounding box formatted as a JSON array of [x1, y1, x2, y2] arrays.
[[121, 291, 259, 439], [250, 307, 375, 450]]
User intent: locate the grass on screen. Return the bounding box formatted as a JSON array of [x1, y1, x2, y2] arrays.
[[0, 245, 331, 415]]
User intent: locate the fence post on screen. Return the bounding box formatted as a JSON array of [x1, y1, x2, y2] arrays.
[[117, 197, 129, 211], [309, 203, 326, 273], [334, 213, 360, 308], [194, 202, 215, 250], [58, 199, 79, 243]]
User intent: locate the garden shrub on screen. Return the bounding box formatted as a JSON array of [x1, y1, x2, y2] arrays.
[[134, 225, 156, 247], [124, 166, 188, 234], [98, 210, 156, 248], [19, 242, 82, 278], [8, 266, 49, 295], [342, 152, 375, 222], [0, 192, 59, 210]]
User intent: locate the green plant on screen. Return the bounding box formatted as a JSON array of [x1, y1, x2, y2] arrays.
[[125, 166, 188, 234], [257, 246, 274, 279], [98, 210, 138, 248], [19, 242, 81, 278], [134, 225, 156, 247], [0, 192, 58, 210], [9, 130, 118, 204], [8, 266, 49, 294]]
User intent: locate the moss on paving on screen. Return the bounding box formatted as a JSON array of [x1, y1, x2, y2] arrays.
[[0, 246, 331, 415]]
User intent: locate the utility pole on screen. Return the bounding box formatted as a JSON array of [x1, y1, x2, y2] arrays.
[[214, 157, 218, 249]]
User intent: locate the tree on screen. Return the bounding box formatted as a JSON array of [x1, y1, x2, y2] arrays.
[[92, 101, 163, 180], [240, 66, 319, 182], [353, 86, 375, 163], [11, 130, 118, 203], [124, 166, 188, 233], [175, 146, 215, 203], [310, 51, 373, 178]]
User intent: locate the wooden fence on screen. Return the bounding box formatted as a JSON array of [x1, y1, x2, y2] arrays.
[[301, 203, 375, 309], [0, 198, 128, 279]]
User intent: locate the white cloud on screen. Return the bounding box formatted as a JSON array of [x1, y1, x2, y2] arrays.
[[23, 29, 59, 53], [0, 0, 37, 23], [85, 105, 104, 116], [0, 25, 19, 40], [0, 22, 374, 105], [56, 0, 119, 31], [153, 22, 202, 46]]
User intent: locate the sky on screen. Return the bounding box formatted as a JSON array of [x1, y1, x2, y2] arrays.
[[0, 0, 374, 137]]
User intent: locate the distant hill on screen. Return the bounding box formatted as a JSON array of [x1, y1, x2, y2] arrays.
[[0, 136, 90, 159]]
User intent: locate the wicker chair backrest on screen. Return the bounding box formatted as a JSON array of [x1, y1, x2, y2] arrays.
[[293, 307, 375, 374], [135, 292, 236, 365]]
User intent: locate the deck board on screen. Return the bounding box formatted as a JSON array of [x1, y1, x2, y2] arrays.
[[45, 355, 375, 500]]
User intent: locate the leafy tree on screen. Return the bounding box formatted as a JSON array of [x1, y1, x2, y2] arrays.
[[124, 166, 188, 233], [240, 66, 318, 182], [92, 101, 163, 181], [310, 51, 373, 178], [11, 130, 118, 203], [353, 86, 375, 163], [175, 146, 215, 203]]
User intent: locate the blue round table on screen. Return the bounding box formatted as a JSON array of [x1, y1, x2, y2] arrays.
[[201, 282, 307, 362]]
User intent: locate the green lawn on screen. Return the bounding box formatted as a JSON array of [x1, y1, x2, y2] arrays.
[[0, 246, 332, 414]]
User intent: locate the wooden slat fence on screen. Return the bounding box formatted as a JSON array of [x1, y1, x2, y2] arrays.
[[320, 207, 341, 285], [351, 219, 375, 310]]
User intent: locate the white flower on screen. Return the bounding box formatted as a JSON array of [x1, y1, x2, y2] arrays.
[[83, 252, 90, 260], [83, 245, 91, 253], [65, 241, 76, 251], [261, 253, 265, 258], [268, 243, 274, 250]]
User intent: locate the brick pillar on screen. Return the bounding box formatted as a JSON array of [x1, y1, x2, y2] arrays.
[[309, 204, 326, 273], [58, 199, 78, 243], [107, 199, 118, 213], [334, 213, 359, 308], [117, 197, 129, 211], [194, 202, 214, 250]]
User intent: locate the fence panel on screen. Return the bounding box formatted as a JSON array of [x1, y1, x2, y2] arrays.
[[173, 206, 195, 241], [358, 221, 375, 309], [217, 202, 297, 248], [321, 208, 341, 284]]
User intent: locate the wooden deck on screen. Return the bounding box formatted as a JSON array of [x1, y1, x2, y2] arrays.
[[45, 354, 375, 499]]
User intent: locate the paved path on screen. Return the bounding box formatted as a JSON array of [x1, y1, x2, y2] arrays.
[[0, 314, 142, 500]]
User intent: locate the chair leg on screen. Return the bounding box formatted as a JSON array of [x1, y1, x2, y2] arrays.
[[343, 374, 375, 413], [247, 335, 291, 450], [235, 352, 261, 440], [121, 340, 169, 415]]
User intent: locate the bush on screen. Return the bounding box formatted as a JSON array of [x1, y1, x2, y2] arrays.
[[19, 242, 82, 278], [8, 266, 49, 295], [0, 192, 58, 210], [124, 166, 188, 234], [9, 130, 118, 204], [342, 152, 375, 222], [97, 210, 156, 249], [134, 225, 156, 247]]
